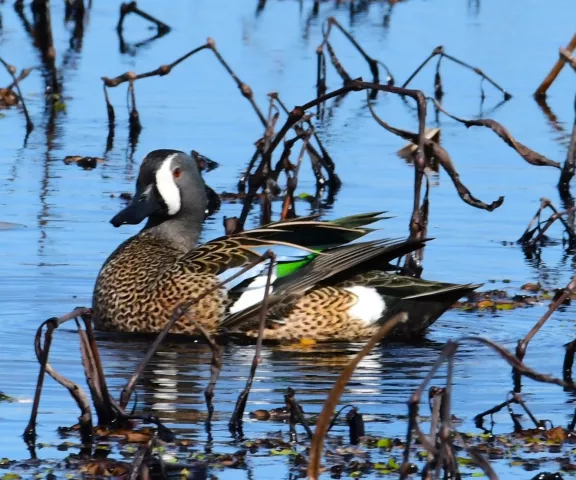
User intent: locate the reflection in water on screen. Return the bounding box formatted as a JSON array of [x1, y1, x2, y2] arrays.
[[95, 331, 472, 438]]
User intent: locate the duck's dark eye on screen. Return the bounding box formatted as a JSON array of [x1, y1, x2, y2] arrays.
[[173, 167, 182, 179]]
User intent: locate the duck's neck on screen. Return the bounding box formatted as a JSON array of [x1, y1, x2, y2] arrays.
[[143, 215, 202, 253]]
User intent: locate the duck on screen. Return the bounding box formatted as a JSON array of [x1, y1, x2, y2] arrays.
[[92, 149, 481, 342]]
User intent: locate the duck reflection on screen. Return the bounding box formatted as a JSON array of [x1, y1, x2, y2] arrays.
[[93, 330, 479, 436]]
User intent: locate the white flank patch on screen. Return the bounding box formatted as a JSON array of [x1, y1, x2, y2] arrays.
[[345, 286, 386, 326], [229, 272, 277, 314], [155, 154, 181, 215]]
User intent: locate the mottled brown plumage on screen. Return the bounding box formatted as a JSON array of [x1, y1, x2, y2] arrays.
[[93, 231, 229, 333], [92, 150, 481, 342], [243, 286, 381, 342]]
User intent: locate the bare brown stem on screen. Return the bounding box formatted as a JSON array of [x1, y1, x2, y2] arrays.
[[181, 311, 222, 433], [535, 33, 576, 97], [559, 95, 576, 191], [431, 98, 559, 169], [531, 206, 576, 245], [325, 40, 352, 83], [23, 320, 55, 444], [102, 44, 211, 87], [307, 313, 406, 480], [402, 335, 575, 478], [564, 339, 576, 386], [229, 251, 276, 435], [235, 79, 427, 233], [5, 67, 35, 90], [275, 94, 339, 187], [518, 198, 551, 243], [24, 307, 91, 442], [102, 39, 266, 128], [32, 309, 94, 444], [514, 275, 576, 390], [285, 387, 313, 439], [117, 1, 170, 34], [560, 48, 576, 73], [0, 57, 34, 132], [367, 96, 504, 211], [403, 45, 511, 99]]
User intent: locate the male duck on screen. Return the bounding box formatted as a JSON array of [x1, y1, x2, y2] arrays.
[[92, 149, 480, 342]]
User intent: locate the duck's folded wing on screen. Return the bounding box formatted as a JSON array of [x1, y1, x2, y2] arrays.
[[220, 237, 428, 331], [175, 212, 390, 275], [336, 272, 482, 300]]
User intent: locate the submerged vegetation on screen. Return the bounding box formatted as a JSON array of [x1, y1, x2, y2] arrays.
[[1, 0, 576, 479]]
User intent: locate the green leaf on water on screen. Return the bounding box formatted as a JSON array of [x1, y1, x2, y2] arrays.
[[270, 448, 296, 456], [53, 101, 66, 113], [350, 472, 362, 478], [387, 457, 399, 470], [376, 438, 392, 448], [1, 474, 22, 480], [374, 463, 392, 473]]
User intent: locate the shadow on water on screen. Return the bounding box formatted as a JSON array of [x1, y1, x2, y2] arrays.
[[0, 0, 576, 478]]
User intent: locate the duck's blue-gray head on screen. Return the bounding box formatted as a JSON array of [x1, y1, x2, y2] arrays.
[[111, 150, 208, 248]]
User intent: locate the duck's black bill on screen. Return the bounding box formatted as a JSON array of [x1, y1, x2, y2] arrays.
[[110, 200, 153, 227]]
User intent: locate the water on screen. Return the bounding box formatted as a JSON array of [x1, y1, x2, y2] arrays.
[[0, 0, 575, 478]]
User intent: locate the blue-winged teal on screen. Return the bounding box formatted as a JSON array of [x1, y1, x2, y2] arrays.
[[92, 150, 480, 342]]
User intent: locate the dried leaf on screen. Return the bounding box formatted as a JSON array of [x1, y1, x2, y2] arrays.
[[477, 300, 495, 308], [521, 283, 541, 292]]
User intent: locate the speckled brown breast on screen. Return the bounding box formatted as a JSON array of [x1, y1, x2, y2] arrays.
[[92, 231, 228, 334]]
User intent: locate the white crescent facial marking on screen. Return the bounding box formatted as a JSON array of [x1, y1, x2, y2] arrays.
[[229, 272, 277, 314], [345, 286, 386, 326], [155, 154, 181, 215]]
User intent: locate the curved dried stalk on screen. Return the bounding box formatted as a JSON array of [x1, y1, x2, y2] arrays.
[[28, 309, 94, 444], [235, 80, 428, 236], [402, 45, 511, 99], [535, 33, 576, 97], [401, 335, 575, 479], [559, 95, 576, 190], [0, 56, 34, 132], [116, 1, 171, 35], [431, 98, 560, 169], [102, 39, 266, 126], [367, 96, 504, 211], [514, 275, 576, 391]]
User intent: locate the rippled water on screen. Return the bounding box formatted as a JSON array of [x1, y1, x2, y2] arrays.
[[1, 0, 575, 478]]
